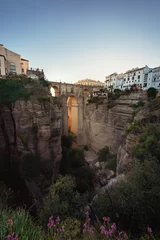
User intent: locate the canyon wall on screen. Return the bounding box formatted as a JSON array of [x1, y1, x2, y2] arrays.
[[0, 85, 62, 179], [84, 92, 147, 174]]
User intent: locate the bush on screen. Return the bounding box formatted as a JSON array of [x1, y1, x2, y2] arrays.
[[93, 159, 160, 235], [98, 146, 110, 162], [147, 87, 157, 99], [39, 175, 87, 224], [105, 156, 117, 171], [126, 119, 141, 133], [133, 124, 160, 163], [0, 79, 30, 105], [0, 209, 43, 240], [133, 101, 145, 114]]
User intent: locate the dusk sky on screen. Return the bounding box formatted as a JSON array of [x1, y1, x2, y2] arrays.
[[1, 0, 160, 83]]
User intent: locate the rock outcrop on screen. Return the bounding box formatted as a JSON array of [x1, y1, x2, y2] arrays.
[[84, 92, 147, 175], [0, 84, 62, 191]]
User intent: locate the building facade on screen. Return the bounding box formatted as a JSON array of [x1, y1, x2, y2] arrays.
[[0, 44, 44, 79], [104, 72, 117, 90], [104, 65, 160, 91], [75, 79, 104, 86]]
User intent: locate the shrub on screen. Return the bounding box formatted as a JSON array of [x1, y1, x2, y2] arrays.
[[147, 87, 157, 99], [133, 124, 160, 163], [93, 159, 160, 235], [105, 156, 117, 171], [133, 101, 145, 114], [126, 119, 141, 133], [0, 209, 43, 240], [0, 79, 30, 105], [39, 175, 87, 224], [98, 146, 110, 162]]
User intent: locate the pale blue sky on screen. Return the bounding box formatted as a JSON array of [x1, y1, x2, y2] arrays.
[[1, 0, 160, 82]]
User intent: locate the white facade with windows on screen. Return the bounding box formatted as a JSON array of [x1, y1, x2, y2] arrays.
[[104, 72, 117, 90], [151, 67, 160, 89], [114, 73, 124, 90], [104, 65, 160, 91]]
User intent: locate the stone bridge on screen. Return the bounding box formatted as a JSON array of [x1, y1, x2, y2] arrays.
[[50, 81, 104, 145]]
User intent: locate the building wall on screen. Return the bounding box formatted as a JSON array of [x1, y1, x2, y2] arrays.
[[21, 59, 29, 75], [0, 56, 5, 76], [0, 44, 21, 76], [151, 67, 160, 89]]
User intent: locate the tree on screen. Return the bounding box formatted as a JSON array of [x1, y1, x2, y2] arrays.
[[39, 175, 87, 225]]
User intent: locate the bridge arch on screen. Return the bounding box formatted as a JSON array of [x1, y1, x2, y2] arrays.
[[67, 95, 78, 135], [50, 86, 59, 97]]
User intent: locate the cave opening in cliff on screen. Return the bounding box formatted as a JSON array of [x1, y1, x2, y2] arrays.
[[67, 95, 78, 136], [50, 86, 59, 97]]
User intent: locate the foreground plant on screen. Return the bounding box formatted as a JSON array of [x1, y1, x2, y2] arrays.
[[3, 213, 157, 240]]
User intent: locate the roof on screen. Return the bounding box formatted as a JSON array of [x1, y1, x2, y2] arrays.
[[21, 58, 29, 62], [106, 72, 117, 78], [125, 67, 144, 74]]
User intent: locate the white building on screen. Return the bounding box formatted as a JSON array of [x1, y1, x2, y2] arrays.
[[104, 65, 160, 91], [150, 67, 160, 89], [104, 72, 117, 91], [114, 73, 125, 90], [123, 66, 151, 90]]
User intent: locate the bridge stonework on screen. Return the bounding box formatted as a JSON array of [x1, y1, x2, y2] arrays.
[[50, 81, 103, 145]]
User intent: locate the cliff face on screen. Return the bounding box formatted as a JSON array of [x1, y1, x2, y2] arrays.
[[84, 92, 147, 174], [0, 87, 62, 179]]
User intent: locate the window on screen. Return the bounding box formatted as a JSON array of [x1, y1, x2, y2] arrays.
[[138, 75, 140, 79], [10, 65, 16, 71], [128, 78, 129, 80], [132, 77, 134, 80], [22, 68, 24, 73]]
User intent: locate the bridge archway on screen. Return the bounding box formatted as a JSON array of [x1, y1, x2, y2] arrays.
[[50, 86, 59, 97], [67, 95, 78, 135]]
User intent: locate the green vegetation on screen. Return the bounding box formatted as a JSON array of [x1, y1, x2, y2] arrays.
[[39, 175, 87, 224], [60, 135, 95, 193], [0, 79, 30, 105], [133, 124, 160, 163], [97, 146, 116, 171], [133, 101, 145, 114], [0, 209, 43, 240], [93, 123, 160, 236], [105, 156, 117, 171], [126, 119, 141, 133], [98, 146, 110, 162], [147, 87, 157, 99]]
